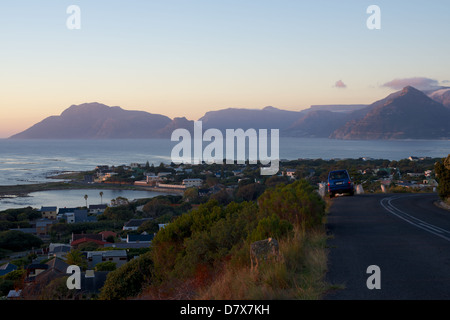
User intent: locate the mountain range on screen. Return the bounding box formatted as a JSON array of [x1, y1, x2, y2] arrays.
[[9, 86, 450, 140]]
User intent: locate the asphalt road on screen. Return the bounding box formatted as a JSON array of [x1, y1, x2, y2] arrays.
[[324, 193, 450, 300]]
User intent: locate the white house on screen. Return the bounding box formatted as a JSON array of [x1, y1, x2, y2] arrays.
[[86, 250, 128, 269], [182, 178, 203, 188], [284, 169, 297, 179]]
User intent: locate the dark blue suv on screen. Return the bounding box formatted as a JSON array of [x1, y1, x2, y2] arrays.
[[328, 170, 354, 198]]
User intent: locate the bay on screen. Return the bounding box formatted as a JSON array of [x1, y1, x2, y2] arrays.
[[0, 189, 170, 211]]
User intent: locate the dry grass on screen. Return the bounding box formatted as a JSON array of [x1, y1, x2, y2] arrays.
[[197, 226, 330, 300]]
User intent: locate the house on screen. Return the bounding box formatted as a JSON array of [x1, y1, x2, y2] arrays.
[[25, 263, 49, 282], [20, 258, 70, 298], [198, 188, 211, 197], [66, 209, 96, 224], [122, 218, 151, 231], [0, 263, 18, 277], [158, 172, 172, 177], [127, 233, 154, 243], [134, 175, 162, 186], [48, 243, 71, 259], [80, 270, 109, 294], [70, 238, 108, 249], [182, 178, 203, 188], [57, 208, 78, 220], [40, 206, 57, 220], [99, 231, 117, 241], [7, 289, 22, 300], [86, 250, 128, 269], [70, 233, 105, 248], [283, 169, 297, 179], [88, 204, 108, 214], [36, 219, 57, 236], [72, 233, 103, 242], [158, 223, 168, 230]]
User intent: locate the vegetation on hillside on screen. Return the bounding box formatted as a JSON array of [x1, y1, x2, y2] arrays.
[[99, 179, 329, 300], [435, 154, 450, 203]]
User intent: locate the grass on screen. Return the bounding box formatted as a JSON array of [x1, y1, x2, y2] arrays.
[[197, 225, 332, 300]]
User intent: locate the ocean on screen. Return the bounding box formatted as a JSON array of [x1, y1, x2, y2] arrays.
[[1, 138, 450, 186]]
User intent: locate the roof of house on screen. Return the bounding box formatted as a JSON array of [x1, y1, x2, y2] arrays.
[[40, 206, 57, 212], [104, 242, 151, 249], [123, 218, 151, 228], [26, 264, 49, 271], [51, 246, 71, 254], [80, 271, 109, 293], [0, 263, 18, 276], [99, 231, 117, 239], [127, 234, 154, 242], [86, 250, 127, 258], [89, 204, 108, 210], [58, 207, 78, 214], [7, 290, 22, 298], [72, 233, 103, 242], [71, 238, 108, 247], [45, 258, 70, 274], [36, 219, 56, 227]]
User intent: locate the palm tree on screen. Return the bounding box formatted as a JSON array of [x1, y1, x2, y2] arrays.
[[84, 194, 88, 208], [99, 191, 104, 204]]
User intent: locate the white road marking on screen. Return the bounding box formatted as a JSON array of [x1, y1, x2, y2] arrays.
[[380, 195, 450, 242]]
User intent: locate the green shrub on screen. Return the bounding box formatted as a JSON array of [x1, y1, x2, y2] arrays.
[[99, 252, 153, 300]]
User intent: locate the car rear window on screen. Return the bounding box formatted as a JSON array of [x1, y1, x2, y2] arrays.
[[330, 171, 348, 180]]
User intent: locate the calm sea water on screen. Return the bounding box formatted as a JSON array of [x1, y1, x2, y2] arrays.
[[1, 138, 450, 186], [0, 189, 170, 211]]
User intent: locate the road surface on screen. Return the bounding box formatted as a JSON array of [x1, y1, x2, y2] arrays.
[[325, 193, 450, 300]]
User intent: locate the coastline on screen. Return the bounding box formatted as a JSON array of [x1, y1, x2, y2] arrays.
[[0, 180, 183, 200]]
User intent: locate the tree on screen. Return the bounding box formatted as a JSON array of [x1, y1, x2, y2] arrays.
[[99, 252, 153, 300], [0, 230, 43, 252], [77, 241, 101, 252], [137, 220, 159, 234], [99, 191, 104, 204], [95, 261, 117, 272], [257, 179, 326, 229], [84, 194, 89, 208], [66, 249, 87, 270], [435, 155, 450, 201], [183, 188, 199, 203]]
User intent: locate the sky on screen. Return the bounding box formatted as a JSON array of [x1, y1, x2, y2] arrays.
[[0, 0, 449, 138]]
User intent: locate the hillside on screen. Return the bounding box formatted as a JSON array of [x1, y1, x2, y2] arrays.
[[330, 86, 450, 140], [10, 103, 172, 139]]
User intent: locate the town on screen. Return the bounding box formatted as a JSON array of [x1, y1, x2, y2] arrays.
[[0, 156, 441, 299]]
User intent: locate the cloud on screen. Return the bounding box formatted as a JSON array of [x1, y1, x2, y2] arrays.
[[334, 80, 347, 89], [382, 77, 441, 91]]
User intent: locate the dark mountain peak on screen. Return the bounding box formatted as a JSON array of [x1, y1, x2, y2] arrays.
[[330, 87, 450, 140], [400, 85, 426, 97], [262, 106, 279, 111], [10, 103, 172, 139]]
